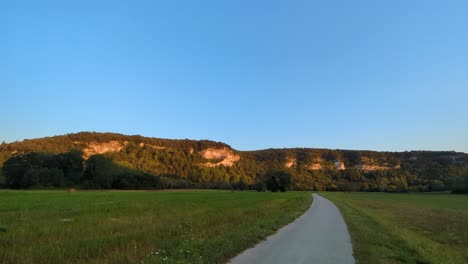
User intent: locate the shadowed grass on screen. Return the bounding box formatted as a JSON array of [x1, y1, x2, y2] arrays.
[[321, 192, 468, 264], [0, 190, 311, 264]]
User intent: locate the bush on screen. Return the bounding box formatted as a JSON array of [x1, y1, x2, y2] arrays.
[[451, 173, 468, 194]]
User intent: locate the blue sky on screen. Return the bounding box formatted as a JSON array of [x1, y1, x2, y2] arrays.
[[2, 0, 468, 152]]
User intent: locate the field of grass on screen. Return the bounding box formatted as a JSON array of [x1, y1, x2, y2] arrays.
[[321, 192, 468, 264], [0, 190, 311, 264]]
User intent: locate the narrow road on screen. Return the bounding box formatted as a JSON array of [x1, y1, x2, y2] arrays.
[[230, 194, 354, 264]]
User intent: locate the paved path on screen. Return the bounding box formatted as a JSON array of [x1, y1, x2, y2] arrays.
[[229, 194, 354, 264]]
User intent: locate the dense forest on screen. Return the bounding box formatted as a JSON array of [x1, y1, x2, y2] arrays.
[[1, 132, 468, 192]]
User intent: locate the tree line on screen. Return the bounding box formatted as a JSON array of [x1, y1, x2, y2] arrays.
[[1, 132, 468, 192]]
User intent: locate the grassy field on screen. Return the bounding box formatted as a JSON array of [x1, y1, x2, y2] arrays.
[[321, 192, 468, 264], [0, 190, 311, 264]]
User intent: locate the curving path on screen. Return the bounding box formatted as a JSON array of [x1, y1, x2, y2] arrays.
[[229, 194, 355, 264]]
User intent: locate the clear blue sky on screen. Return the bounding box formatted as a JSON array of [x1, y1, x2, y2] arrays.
[[2, 0, 468, 152]]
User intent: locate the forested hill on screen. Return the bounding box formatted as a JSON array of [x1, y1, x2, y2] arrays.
[[1, 132, 468, 192]]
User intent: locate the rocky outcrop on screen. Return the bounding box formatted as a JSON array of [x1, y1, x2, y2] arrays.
[[285, 158, 297, 168], [201, 147, 240, 167], [335, 161, 346, 170], [83, 141, 128, 159], [353, 156, 401, 171], [308, 163, 322, 170], [355, 164, 390, 171], [307, 158, 323, 170], [138, 142, 165, 150]]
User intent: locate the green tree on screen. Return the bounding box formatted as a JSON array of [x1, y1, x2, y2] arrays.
[[430, 179, 445, 191], [254, 181, 267, 192], [264, 169, 292, 192], [83, 155, 119, 188]]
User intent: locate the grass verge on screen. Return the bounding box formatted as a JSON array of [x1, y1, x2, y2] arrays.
[[321, 192, 468, 264]]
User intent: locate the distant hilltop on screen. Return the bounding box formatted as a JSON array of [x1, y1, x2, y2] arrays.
[[1, 132, 467, 192]]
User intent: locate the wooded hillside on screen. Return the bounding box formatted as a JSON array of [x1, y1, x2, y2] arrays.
[[1, 132, 467, 192]]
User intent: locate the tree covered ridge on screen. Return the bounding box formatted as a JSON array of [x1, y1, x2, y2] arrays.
[[0, 132, 229, 154], [1, 132, 467, 192]]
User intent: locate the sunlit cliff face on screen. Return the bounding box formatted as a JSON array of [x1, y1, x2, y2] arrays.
[[200, 147, 240, 167]]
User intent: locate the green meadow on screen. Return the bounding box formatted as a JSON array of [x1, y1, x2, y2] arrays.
[[3, 190, 466, 264], [322, 192, 468, 264], [0, 190, 311, 264]]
